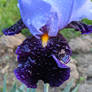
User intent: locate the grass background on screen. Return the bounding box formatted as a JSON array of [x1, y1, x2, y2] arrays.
[[0, 0, 92, 40]]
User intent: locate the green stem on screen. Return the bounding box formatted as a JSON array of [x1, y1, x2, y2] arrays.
[[3, 74, 7, 92], [27, 88, 30, 92], [44, 84, 49, 92], [54, 88, 57, 92], [31, 88, 36, 92]]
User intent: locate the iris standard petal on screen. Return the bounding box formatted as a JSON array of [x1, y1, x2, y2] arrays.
[[70, 0, 92, 22], [18, 0, 75, 37], [44, 0, 74, 28], [18, 0, 92, 38], [18, 0, 51, 37]]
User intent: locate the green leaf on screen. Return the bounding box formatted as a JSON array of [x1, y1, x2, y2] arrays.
[[62, 79, 74, 92], [3, 74, 7, 92], [44, 84, 49, 92], [16, 88, 23, 92], [10, 82, 16, 92], [19, 84, 26, 92], [72, 84, 80, 92]]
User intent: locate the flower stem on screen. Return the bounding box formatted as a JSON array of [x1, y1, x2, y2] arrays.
[[54, 88, 57, 92], [27, 88, 30, 92], [44, 84, 49, 92], [31, 88, 36, 92]]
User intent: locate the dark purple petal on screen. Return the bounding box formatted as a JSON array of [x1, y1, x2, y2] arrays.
[[47, 56, 70, 87], [16, 34, 72, 63], [14, 34, 71, 88], [14, 59, 37, 88], [14, 55, 70, 88], [3, 19, 26, 36], [67, 21, 92, 34], [81, 25, 92, 34]]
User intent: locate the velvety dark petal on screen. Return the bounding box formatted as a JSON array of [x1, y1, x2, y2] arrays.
[[67, 21, 92, 34], [14, 59, 37, 88], [16, 34, 72, 63], [46, 56, 70, 87], [15, 34, 71, 88], [3, 18, 26, 36], [14, 54, 70, 88], [81, 25, 92, 34]]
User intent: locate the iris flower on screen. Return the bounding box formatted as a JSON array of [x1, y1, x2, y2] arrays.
[[2, 0, 92, 88]]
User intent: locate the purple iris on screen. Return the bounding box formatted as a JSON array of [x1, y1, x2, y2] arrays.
[[2, 0, 92, 88]]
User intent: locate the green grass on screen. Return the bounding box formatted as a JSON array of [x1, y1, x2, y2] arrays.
[[60, 28, 81, 41], [0, 0, 92, 39], [0, 0, 20, 34]]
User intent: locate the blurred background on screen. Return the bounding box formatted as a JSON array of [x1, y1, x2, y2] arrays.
[[0, 0, 92, 92]]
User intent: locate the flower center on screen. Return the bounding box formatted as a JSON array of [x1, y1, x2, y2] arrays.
[[41, 33, 49, 47]]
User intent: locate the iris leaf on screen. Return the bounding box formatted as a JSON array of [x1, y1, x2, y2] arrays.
[[72, 84, 80, 92], [9, 82, 16, 92], [62, 79, 74, 92], [3, 74, 7, 92]]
